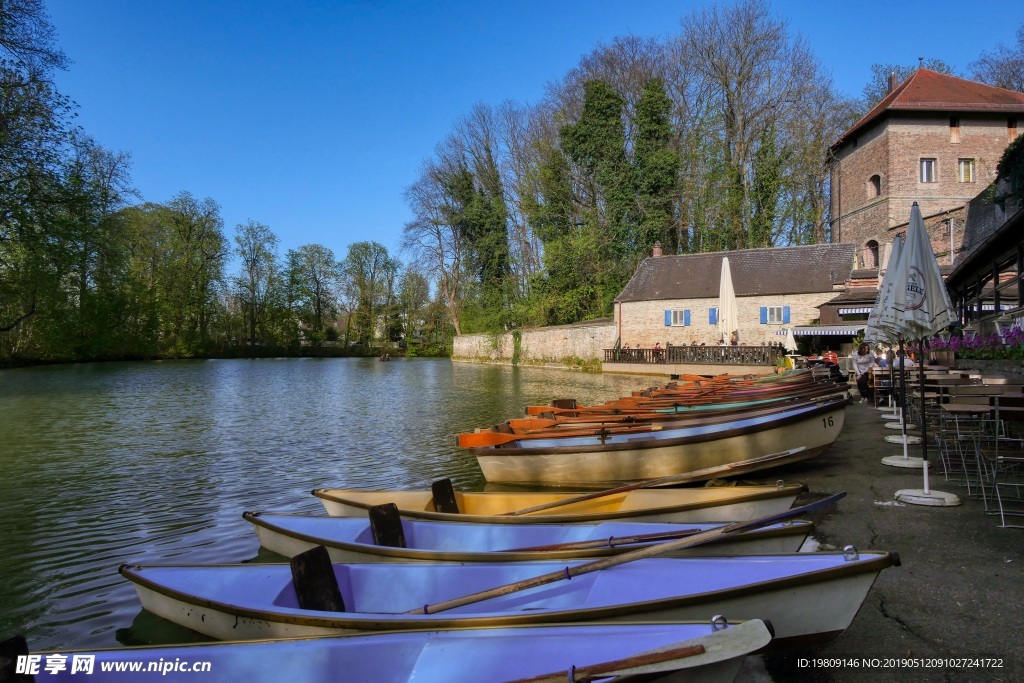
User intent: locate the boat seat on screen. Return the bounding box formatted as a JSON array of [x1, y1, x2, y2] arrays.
[[431, 479, 460, 514], [289, 545, 345, 612], [369, 503, 407, 548]]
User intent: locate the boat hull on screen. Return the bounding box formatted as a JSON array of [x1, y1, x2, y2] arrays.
[[246, 512, 814, 563], [313, 484, 807, 524], [32, 621, 771, 683], [473, 401, 847, 485], [121, 552, 896, 647]]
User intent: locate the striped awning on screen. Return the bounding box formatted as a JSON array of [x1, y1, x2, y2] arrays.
[[776, 325, 865, 337], [838, 307, 872, 315]]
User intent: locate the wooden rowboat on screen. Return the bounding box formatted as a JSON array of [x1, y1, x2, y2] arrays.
[[312, 482, 808, 524], [24, 620, 773, 683], [119, 550, 897, 646], [244, 511, 815, 562], [467, 395, 849, 485]]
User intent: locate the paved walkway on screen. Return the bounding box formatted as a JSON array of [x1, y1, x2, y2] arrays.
[[747, 399, 1023, 682]]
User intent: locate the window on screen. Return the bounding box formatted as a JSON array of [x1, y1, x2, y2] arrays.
[[958, 159, 975, 183], [664, 309, 690, 326], [920, 158, 937, 183], [1010, 117, 1019, 143], [950, 117, 960, 144], [868, 175, 881, 198], [865, 240, 879, 268], [760, 306, 790, 325]]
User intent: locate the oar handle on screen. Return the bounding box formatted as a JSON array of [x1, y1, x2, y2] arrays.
[[499, 528, 703, 553], [457, 423, 660, 448], [504, 643, 706, 683]]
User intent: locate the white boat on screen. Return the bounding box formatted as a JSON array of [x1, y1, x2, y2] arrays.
[[245, 511, 815, 562], [468, 395, 849, 485], [120, 549, 898, 646], [312, 483, 808, 524]]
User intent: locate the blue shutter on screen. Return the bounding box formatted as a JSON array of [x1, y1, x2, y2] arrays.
[[760, 307, 768, 324], [684, 310, 691, 326], [664, 310, 671, 326], [709, 308, 717, 325], [783, 306, 791, 324]]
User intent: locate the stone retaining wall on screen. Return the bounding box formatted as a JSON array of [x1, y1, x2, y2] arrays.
[[452, 321, 616, 367]]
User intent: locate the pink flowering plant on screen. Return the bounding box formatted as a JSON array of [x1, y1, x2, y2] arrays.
[[929, 326, 1024, 360]]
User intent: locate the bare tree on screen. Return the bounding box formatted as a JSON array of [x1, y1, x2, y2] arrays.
[[402, 159, 468, 335], [971, 25, 1024, 92], [679, 0, 816, 246]]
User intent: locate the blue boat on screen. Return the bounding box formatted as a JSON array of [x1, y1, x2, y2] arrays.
[[14, 620, 772, 683], [244, 512, 815, 562], [120, 550, 897, 647]]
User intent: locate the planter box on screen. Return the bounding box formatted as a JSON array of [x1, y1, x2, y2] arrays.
[[954, 359, 1024, 380], [929, 350, 955, 368]]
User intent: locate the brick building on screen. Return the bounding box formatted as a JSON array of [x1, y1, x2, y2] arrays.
[[829, 69, 1024, 268]]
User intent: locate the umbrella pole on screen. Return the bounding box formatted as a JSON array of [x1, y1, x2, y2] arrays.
[[899, 339, 908, 449], [895, 336, 959, 506], [882, 338, 924, 468], [919, 338, 930, 493]]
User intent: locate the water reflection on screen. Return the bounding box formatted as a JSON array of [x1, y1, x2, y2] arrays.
[[0, 359, 648, 649]]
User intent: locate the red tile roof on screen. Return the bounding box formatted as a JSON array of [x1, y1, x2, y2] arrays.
[[833, 69, 1024, 150]]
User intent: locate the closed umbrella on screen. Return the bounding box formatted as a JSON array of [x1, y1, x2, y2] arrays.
[[864, 235, 904, 345], [878, 203, 959, 506], [718, 257, 739, 345], [783, 328, 798, 353]]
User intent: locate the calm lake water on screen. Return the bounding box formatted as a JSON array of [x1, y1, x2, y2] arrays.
[[0, 358, 651, 651]]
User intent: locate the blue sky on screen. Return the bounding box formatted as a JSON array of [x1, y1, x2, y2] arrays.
[[47, 1, 1022, 269]]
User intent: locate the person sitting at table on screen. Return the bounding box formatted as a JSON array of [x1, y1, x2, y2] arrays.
[[894, 351, 915, 368], [852, 342, 875, 404], [822, 347, 838, 365]]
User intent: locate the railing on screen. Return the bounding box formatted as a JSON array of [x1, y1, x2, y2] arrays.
[[604, 345, 782, 366]]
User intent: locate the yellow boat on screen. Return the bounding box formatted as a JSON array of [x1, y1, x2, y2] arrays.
[[312, 483, 807, 525]]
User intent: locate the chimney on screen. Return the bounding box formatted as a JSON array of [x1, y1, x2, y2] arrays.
[[888, 72, 898, 93], [652, 241, 663, 258]]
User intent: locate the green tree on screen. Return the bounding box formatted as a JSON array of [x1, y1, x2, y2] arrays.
[[233, 220, 279, 350], [287, 244, 339, 346], [750, 124, 785, 248], [633, 78, 681, 255], [341, 241, 398, 345], [163, 192, 227, 355]]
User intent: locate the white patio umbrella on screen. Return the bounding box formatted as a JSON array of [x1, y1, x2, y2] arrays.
[[718, 257, 739, 344], [864, 235, 904, 346], [877, 203, 958, 506], [783, 328, 798, 352]]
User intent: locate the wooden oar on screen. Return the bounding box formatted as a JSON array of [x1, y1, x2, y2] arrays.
[[504, 643, 706, 683], [499, 527, 703, 552], [497, 446, 807, 516], [406, 491, 845, 615], [456, 423, 661, 448]]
